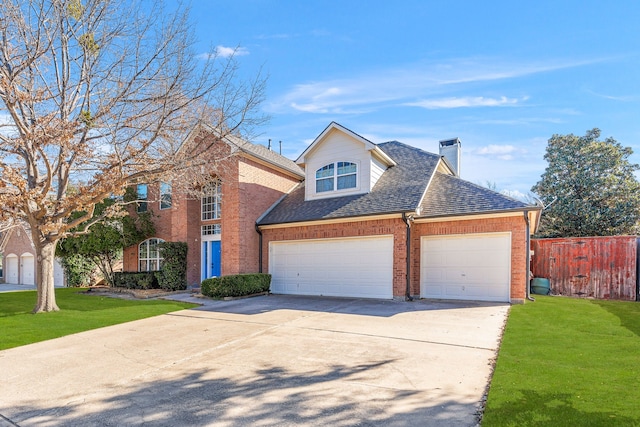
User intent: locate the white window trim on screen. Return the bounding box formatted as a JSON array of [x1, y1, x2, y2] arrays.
[[201, 180, 222, 221], [314, 161, 358, 195], [138, 238, 165, 272]]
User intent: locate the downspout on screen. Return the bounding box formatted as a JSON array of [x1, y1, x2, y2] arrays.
[[524, 211, 535, 302], [255, 223, 263, 273], [402, 213, 413, 301]]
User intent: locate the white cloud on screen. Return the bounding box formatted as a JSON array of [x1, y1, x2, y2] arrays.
[[477, 144, 518, 155], [268, 56, 602, 115], [198, 46, 249, 60], [406, 96, 524, 109], [474, 144, 524, 161], [500, 189, 528, 201], [216, 45, 249, 57]]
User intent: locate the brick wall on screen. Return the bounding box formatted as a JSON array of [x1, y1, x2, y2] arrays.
[[261, 214, 528, 302], [123, 134, 302, 286], [261, 218, 409, 297], [412, 215, 528, 302]]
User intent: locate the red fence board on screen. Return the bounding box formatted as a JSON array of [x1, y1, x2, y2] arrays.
[[531, 236, 638, 301]]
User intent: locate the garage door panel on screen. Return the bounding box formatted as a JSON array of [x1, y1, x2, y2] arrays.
[[421, 233, 511, 302], [270, 236, 393, 299]]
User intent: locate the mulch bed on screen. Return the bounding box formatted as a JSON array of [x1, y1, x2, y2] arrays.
[[83, 286, 191, 299]]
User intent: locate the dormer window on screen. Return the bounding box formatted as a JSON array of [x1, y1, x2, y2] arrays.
[[315, 162, 357, 193]]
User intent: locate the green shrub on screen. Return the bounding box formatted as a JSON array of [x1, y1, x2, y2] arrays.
[[112, 272, 158, 289], [58, 254, 94, 287], [156, 242, 188, 291], [201, 273, 271, 298]]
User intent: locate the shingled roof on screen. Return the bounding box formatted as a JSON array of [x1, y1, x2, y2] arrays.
[[419, 172, 530, 217], [257, 139, 534, 226], [258, 141, 439, 225], [226, 134, 304, 178]]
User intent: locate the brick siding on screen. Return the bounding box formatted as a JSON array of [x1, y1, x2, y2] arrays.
[[412, 215, 528, 302], [262, 214, 528, 302], [261, 218, 409, 297], [123, 135, 301, 287]]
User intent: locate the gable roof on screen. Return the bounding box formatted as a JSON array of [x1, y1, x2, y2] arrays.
[[419, 172, 531, 217], [258, 135, 539, 226], [295, 122, 396, 167], [257, 141, 439, 225]]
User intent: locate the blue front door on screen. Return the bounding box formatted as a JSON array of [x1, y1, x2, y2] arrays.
[[202, 240, 221, 280]]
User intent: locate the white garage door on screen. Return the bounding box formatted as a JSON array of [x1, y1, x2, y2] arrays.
[[270, 235, 393, 299], [421, 233, 511, 302], [6, 255, 19, 284]]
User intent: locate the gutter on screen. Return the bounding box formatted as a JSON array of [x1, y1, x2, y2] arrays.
[[255, 223, 263, 273], [524, 210, 535, 302], [402, 213, 413, 301]]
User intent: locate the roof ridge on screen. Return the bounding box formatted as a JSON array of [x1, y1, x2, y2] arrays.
[[378, 140, 441, 158]]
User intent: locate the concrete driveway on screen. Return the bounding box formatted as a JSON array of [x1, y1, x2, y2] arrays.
[[0, 294, 509, 426]]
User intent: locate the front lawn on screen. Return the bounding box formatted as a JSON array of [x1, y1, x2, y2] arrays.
[[0, 288, 197, 351], [483, 296, 640, 426]]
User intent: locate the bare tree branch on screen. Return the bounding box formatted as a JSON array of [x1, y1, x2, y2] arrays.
[[0, 0, 267, 312]]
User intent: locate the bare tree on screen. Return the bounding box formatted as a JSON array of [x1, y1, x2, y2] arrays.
[[0, 0, 266, 312]]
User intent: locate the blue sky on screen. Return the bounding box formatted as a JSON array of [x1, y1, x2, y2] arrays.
[[182, 0, 640, 199]]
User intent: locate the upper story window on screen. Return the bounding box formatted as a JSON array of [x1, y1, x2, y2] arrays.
[[160, 182, 172, 210], [202, 179, 222, 220], [139, 238, 164, 271], [315, 162, 357, 193], [136, 184, 148, 213]]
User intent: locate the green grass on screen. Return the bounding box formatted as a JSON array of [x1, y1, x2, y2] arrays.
[[483, 296, 640, 426], [0, 288, 197, 351]]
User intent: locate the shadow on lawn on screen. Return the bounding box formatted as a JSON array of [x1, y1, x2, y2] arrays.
[[484, 389, 636, 426], [3, 361, 479, 427], [591, 300, 640, 338]]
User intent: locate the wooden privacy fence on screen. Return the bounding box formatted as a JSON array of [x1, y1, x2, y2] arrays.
[[531, 236, 639, 301]]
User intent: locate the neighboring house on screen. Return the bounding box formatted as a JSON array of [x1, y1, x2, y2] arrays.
[[0, 224, 65, 286], [124, 122, 541, 303]]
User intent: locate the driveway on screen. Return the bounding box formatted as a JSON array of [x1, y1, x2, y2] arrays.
[[0, 295, 509, 426]]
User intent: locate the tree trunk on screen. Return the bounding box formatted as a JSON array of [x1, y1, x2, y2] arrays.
[[33, 240, 60, 313]]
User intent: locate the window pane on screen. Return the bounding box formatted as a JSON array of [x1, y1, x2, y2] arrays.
[[337, 174, 357, 190], [138, 238, 164, 272], [137, 184, 148, 213], [202, 180, 222, 220], [316, 177, 334, 193], [315, 164, 334, 179], [139, 241, 148, 258], [337, 162, 356, 175], [160, 182, 172, 209]]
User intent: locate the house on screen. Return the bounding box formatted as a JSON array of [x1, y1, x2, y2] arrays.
[[0, 223, 65, 286], [124, 122, 541, 303], [122, 127, 305, 286]]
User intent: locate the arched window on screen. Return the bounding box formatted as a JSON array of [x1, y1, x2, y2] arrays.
[[202, 179, 222, 220], [139, 238, 165, 271], [315, 162, 357, 193]]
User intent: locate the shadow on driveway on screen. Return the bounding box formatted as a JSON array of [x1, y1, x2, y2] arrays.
[[6, 363, 481, 427], [169, 293, 508, 318]]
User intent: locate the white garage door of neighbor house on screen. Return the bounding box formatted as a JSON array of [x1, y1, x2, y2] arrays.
[[421, 233, 511, 302], [270, 235, 394, 299], [6, 255, 19, 284]]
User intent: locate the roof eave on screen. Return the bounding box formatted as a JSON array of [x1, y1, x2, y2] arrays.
[[415, 206, 543, 222]]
